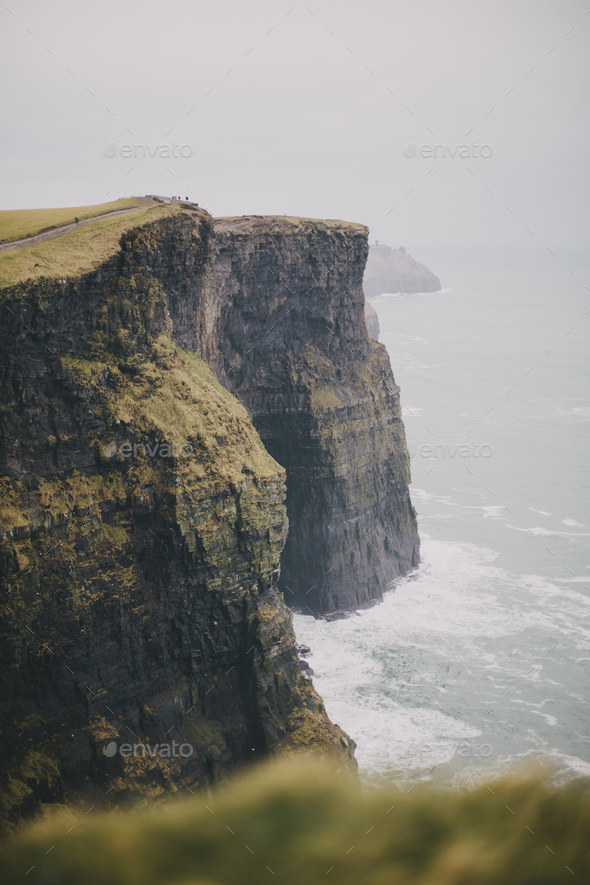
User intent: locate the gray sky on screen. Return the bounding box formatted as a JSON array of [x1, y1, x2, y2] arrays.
[[2, 0, 589, 255]]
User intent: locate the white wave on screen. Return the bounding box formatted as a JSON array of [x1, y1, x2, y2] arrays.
[[554, 576, 590, 584], [452, 748, 590, 791], [506, 525, 590, 537], [294, 535, 590, 784], [480, 505, 505, 519], [410, 488, 455, 503], [562, 518, 587, 528], [373, 289, 450, 299], [531, 711, 560, 728]]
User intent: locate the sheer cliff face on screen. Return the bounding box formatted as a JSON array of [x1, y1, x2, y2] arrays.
[[0, 213, 356, 832], [184, 216, 420, 614], [0, 207, 418, 830]]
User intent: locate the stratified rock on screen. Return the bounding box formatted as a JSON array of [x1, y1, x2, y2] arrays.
[[0, 206, 420, 831], [0, 209, 356, 833], [188, 216, 420, 615], [363, 243, 441, 296]]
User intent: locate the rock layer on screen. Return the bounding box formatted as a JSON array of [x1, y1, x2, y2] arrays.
[[107, 211, 419, 614], [0, 205, 419, 830], [196, 217, 420, 614], [0, 210, 356, 832]]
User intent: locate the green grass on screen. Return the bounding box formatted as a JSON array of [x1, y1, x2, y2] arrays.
[[216, 215, 367, 235], [60, 337, 280, 485], [1, 758, 588, 884], [0, 336, 281, 534], [0, 202, 179, 289], [0, 198, 151, 245]]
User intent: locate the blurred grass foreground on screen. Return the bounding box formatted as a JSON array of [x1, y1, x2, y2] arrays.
[[1, 758, 588, 884]]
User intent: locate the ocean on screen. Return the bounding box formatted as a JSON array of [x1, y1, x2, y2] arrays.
[[294, 253, 590, 790]]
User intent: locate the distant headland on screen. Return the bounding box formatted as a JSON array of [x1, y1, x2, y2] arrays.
[[363, 242, 441, 297]]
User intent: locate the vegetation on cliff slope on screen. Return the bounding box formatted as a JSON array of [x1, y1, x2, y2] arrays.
[[0, 201, 180, 287], [1, 758, 588, 884], [0, 198, 151, 245]]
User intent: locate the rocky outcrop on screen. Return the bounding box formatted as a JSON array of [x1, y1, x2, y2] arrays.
[[0, 211, 356, 832], [364, 302, 380, 340], [0, 205, 419, 831], [363, 243, 441, 296], [185, 216, 420, 614]]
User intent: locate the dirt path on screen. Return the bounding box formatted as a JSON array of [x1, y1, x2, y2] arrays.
[[0, 199, 167, 254]]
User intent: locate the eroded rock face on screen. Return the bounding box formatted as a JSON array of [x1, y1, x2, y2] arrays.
[[0, 208, 419, 831], [83, 212, 420, 614], [193, 217, 420, 614], [0, 213, 356, 832]]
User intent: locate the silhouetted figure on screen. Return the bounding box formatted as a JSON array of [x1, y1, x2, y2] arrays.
[[75, 217, 79, 223]]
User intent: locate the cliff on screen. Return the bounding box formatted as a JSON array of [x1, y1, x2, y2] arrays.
[[0, 207, 356, 833], [0, 202, 418, 831], [185, 215, 420, 614], [363, 243, 441, 296]]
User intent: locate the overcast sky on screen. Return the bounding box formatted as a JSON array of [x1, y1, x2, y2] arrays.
[[2, 0, 589, 257]]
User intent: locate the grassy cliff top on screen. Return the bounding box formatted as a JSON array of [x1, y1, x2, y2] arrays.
[[215, 215, 368, 236], [0, 201, 182, 289], [0, 197, 152, 244], [0, 201, 366, 292]]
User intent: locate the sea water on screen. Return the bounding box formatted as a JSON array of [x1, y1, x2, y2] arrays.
[[294, 253, 590, 789]]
